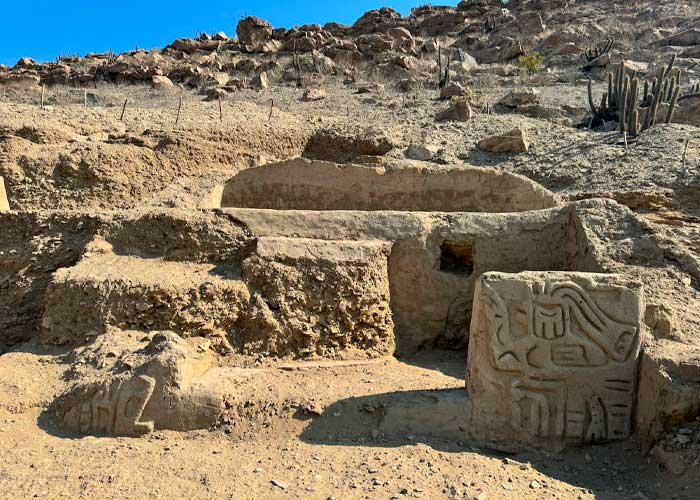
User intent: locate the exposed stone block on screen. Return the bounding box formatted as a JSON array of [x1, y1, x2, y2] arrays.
[[41, 237, 250, 345], [236, 237, 394, 358], [467, 271, 644, 449]]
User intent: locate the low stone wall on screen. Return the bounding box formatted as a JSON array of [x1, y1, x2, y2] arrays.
[[41, 245, 251, 344], [224, 207, 571, 352], [219, 158, 560, 212]]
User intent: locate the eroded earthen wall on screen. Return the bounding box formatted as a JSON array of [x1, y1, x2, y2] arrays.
[[220, 158, 560, 213]]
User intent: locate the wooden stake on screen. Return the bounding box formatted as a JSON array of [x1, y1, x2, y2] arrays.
[[119, 98, 128, 121], [268, 99, 274, 121], [175, 96, 183, 125], [682, 138, 690, 167], [623, 131, 628, 149], [218, 96, 223, 122], [41, 84, 45, 109]]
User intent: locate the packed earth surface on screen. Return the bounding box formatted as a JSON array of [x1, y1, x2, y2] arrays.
[[2, 1, 700, 499]]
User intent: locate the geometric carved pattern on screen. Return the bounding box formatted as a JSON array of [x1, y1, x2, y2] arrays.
[[468, 272, 643, 448], [75, 375, 156, 437]]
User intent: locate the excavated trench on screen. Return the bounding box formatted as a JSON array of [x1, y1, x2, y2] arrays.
[[2, 157, 700, 453]]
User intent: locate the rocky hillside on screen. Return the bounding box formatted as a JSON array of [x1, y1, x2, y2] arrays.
[[2, 0, 699, 101]]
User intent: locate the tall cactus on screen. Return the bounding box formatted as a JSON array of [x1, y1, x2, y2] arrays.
[[587, 56, 685, 137]]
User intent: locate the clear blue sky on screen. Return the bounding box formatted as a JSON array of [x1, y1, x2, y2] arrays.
[[1, 1, 431, 66]]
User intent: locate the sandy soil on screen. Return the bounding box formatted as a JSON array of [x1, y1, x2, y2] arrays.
[[1, 345, 698, 500]]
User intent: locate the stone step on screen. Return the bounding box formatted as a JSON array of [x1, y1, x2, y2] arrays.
[[42, 249, 249, 344], [41, 235, 396, 359]]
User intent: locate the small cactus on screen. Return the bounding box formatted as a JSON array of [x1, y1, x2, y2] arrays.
[[581, 38, 614, 70]]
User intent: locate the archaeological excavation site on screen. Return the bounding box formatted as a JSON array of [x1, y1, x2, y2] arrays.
[[2, 0, 700, 498]]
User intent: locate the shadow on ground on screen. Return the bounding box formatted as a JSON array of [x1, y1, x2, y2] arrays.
[[298, 384, 690, 500]]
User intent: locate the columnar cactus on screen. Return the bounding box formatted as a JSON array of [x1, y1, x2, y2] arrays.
[[587, 55, 689, 137]]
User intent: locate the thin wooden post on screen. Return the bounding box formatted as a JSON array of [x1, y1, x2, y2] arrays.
[[268, 99, 274, 121], [218, 96, 223, 122], [119, 98, 128, 121], [682, 138, 690, 167], [41, 84, 45, 109], [175, 96, 183, 125]]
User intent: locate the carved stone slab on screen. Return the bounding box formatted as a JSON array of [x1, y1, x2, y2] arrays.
[[467, 272, 644, 449]]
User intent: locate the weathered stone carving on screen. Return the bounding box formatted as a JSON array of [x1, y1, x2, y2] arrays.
[[467, 272, 643, 449], [71, 375, 156, 437], [55, 331, 256, 437]]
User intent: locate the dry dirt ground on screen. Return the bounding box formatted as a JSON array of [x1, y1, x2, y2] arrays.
[[2, 22, 700, 500], [1, 345, 699, 500]]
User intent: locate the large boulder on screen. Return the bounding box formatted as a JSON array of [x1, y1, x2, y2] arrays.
[[662, 29, 700, 47], [496, 88, 541, 111], [151, 75, 176, 91], [474, 37, 524, 64], [165, 38, 200, 54], [355, 34, 394, 55], [456, 0, 501, 12], [435, 99, 473, 122], [14, 57, 36, 68], [387, 27, 416, 54], [515, 12, 545, 35], [352, 7, 402, 35], [405, 143, 439, 161], [237, 16, 274, 52], [323, 42, 363, 65], [283, 30, 332, 52], [418, 11, 469, 36], [440, 82, 470, 100]]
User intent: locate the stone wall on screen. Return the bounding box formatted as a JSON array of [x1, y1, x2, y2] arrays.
[[224, 206, 571, 352], [219, 158, 560, 213]]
